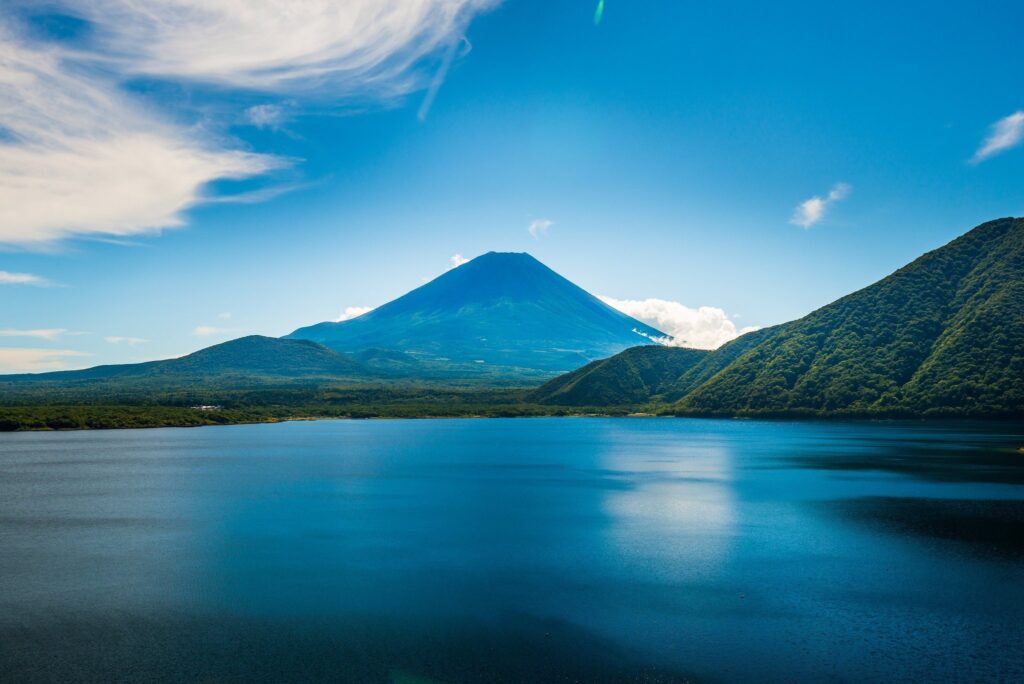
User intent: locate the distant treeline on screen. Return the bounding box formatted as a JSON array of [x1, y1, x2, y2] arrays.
[[0, 382, 632, 431]]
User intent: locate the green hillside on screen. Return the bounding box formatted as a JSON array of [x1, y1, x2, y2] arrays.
[[535, 218, 1024, 418], [679, 217, 1023, 416], [660, 327, 779, 401], [527, 345, 708, 406]]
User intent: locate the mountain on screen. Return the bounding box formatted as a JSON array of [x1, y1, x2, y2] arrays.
[[287, 252, 665, 374], [535, 218, 1024, 417], [2, 336, 363, 385]]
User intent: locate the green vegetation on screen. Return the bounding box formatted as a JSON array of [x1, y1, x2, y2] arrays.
[[537, 218, 1024, 419], [0, 383, 607, 432], [528, 345, 709, 405]]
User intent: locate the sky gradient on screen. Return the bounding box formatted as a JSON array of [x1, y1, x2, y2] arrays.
[[1, 0, 1022, 371]]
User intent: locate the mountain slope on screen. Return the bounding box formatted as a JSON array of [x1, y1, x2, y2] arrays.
[[2, 336, 363, 385], [534, 218, 1024, 417], [677, 217, 1023, 416], [660, 326, 779, 401], [527, 345, 709, 406], [288, 252, 664, 373]]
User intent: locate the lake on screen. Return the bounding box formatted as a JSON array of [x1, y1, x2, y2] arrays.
[[1, 418, 1022, 682]]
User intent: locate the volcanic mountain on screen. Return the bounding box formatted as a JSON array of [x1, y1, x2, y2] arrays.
[[287, 252, 665, 374]]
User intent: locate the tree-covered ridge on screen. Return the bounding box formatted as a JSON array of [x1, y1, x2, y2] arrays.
[[677, 217, 1023, 416], [533, 218, 1024, 417], [660, 326, 779, 402]]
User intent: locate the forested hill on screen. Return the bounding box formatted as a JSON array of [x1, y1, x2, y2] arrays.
[[527, 345, 709, 406], [536, 217, 1024, 417], [0, 336, 364, 385]]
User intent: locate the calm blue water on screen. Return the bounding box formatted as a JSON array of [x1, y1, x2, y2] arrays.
[[1, 418, 1023, 682]]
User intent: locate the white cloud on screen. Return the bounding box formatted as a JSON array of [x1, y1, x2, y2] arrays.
[[971, 111, 1024, 163], [528, 218, 554, 238], [245, 104, 290, 129], [104, 336, 148, 345], [449, 253, 470, 268], [0, 348, 91, 373], [0, 270, 48, 285], [218, 312, 233, 320], [0, 1, 496, 245], [336, 306, 374, 322], [600, 296, 759, 350], [62, 0, 498, 93], [790, 182, 851, 228], [0, 328, 66, 340], [0, 27, 280, 245], [192, 325, 237, 336]]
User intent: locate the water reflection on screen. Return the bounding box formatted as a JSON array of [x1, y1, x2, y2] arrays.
[[1, 418, 1023, 682], [600, 432, 737, 582]]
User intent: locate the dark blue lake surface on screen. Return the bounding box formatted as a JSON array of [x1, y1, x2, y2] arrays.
[[1, 418, 1023, 682]]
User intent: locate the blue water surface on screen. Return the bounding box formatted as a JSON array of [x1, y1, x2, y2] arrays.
[[1, 418, 1022, 682]]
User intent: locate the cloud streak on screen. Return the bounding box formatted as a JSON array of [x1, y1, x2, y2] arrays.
[[0, 25, 279, 245], [1, 1, 497, 245], [63, 0, 497, 94], [971, 111, 1024, 163], [0, 328, 67, 340], [790, 182, 851, 228], [0, 270, 48, 285], [600, 296, 758, 350]]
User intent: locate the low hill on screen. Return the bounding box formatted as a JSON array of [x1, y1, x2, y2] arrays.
[[527, 346, 708, 406], [1, 336, 363, 386], [287, 252, 664, 374]]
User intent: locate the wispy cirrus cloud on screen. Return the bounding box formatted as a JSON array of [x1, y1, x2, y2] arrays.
[[61, 0, 497, 94], [0, 328, 67, 340], [0, 24, 280, 246], [1, 1, 497, 246], [790, 182, 851, 228], [600, 296, 759, 350], [971, 111, 1024, 163]]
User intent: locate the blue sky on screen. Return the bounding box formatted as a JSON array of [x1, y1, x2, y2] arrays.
[[1, 0, 1022, 371]]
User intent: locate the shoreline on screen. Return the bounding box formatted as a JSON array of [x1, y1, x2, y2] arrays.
[[2, 406, 1022, 433]]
